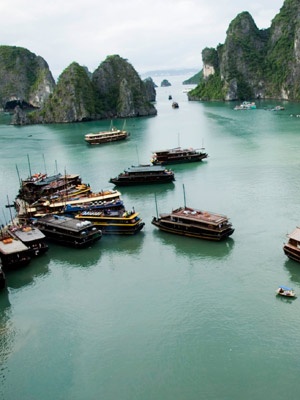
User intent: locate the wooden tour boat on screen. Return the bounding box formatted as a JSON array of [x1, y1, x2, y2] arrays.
[[152, 185, 234, 241], [109, 165, 175, 186], [283, 227, 300, 263], [64, 198, 125, 216], [17, 172, 83, 204], [8, 224, 49, 257], [151, 147, 208, 165], [85, 121, 129, 145], [75, 209, 145, 235], [234, 101, 256, 110], [0, 263, 6, 290], [23, 189, 122, 218], [35, 215, 102, 248], [0, 234, 31, 270]]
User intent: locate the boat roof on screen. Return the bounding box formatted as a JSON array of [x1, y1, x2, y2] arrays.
[[124, 165, 168, 173], [0, 238, 29, 254], [170, 206, 229, 224], [287, 227, 300, 241], [85, 129, 125, 138], [279, 285, 293, 291], [10, 226, 45, 242], [46, 190, 121, 208], [153, 147, 199, 154], [39, 215, 93, 231]]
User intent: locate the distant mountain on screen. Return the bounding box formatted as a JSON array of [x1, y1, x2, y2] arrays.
[[12, 55, 157, 125], [0, 45, 55, 110], [189, 0, 300, 101], [183, 71, 202, 85], [141, 68, 199, 78]]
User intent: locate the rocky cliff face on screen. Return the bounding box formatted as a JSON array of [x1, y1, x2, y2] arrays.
[[189, 0, 300, 101], [0, 46, 55, 110], [11, 54, 157, 124], [143, 77, 157, 102], [92, 55, 157, 118], [22, 62, 96, 124]]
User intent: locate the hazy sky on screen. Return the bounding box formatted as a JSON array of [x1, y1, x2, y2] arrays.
[[1, 0, 284, 79]]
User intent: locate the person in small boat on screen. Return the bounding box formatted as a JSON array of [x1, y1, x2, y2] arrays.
[[279, 288, 284, 293]]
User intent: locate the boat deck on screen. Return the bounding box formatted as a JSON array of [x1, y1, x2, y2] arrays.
[[38, 215, 93, 231], [124, 165, 170, 173], [169, 207, 228, 225], [287, 227, 300, 241], [0, 238, 29, 254], [9, 226, 46, 242]]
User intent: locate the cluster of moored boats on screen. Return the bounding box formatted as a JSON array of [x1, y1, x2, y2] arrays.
[[1, 133, 299, 295], [0, 143, 215, 288]]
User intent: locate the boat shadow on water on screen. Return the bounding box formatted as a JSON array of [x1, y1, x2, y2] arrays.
[[4, 253, 51, 290], [47, 233, 145, 267], [283, 259, 300, 286], [101, 232, 145, 257], [152, 229, 235, 261], [110, 181, 175, 196], [47, 241, 103, 268]]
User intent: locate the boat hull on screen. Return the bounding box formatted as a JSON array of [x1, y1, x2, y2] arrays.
[[93, 221, 145, 235], [0, 252, 31, 270], [0, 267, 6, 290], [283, 245, 300, 263], [151, 217, 234, 241], [109, 175, 174, 186], [39, 229, 101, 248], [36, 216, 102, 248], [75, 212, 145, 235], [86, 135, 128, 145], [152, 154, 207, 165]]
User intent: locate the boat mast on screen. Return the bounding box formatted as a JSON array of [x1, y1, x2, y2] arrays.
[[6, 195, 14, 224], [15, 164, 21, 186], [43, 154, 47, 174], [135, 145, 140, 165], [154, 193, 158, 218], [183, 184, 186, 208], [27, 154, 32, 178]]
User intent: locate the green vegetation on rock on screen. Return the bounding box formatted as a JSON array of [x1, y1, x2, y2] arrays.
[[188, 1, 300, 102]]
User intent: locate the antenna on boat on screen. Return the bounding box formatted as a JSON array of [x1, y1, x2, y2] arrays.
[[201, 138, 205, 150], [183, 184, 186, 208], [27, 154, 32, 178], [135, 145, 140, 165], [55, 160, 58, 174], [2, 209, 8, 228], [43, 154, 47, 174], [154, 193, 159, 218], [15, 164, 21, 186], [6, 195, 14, 224]]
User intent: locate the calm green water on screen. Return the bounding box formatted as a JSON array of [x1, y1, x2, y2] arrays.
[[1, 76, 300, 400]]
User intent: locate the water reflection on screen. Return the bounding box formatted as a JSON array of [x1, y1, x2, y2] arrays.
[[5, 254, 50, 290], [101, 232, 145, 256], [0, 290, 13, 391], [275, 294, 297, 304], [113, 182, 175, 197], [283, 259, 300, 286], [152, 229, 234, 260], [44, 233, 145, 268], [47, 241, 103, 268]]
